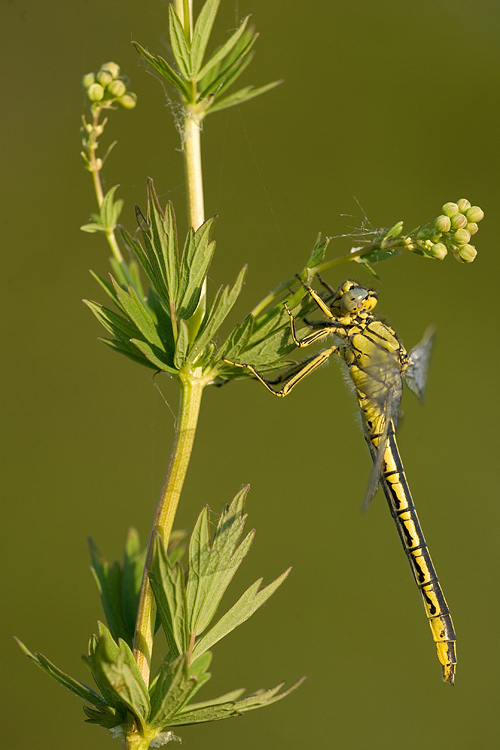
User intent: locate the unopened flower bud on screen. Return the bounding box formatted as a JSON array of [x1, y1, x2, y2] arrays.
[[95, 158, 103, 170], [87, 83, 105, 101], [458, 244, 477, 263], [430, 242, 448, 260], [117, 92, 138, 109], [466, 222, 478, 235], [107, 80, 127, 98], [450, 212, 467, 230], [82, 72, 95, 88], [442, 202, 459, 217], [466, 205, 484, 223], [101, 62, 120, 79], [96, 69, 113, 86], [435, 214, 451, 233], [457, 198, 471, 212], [453, 228, 471, 245]]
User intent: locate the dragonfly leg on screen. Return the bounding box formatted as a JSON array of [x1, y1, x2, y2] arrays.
[[223, 345, 338, 397]]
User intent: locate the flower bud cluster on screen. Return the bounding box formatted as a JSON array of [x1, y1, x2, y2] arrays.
[[82, 62, 137, 110], [415, 199, 484, 263]]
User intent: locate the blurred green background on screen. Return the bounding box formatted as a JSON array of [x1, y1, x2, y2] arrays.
[[3, 0, 500, 747]]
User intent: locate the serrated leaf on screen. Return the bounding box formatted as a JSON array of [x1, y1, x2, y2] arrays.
[[149, 654, 198, 730], [306, 233, 330, 269], [179, 686, 245, 712], [92, 625, 150, 727], [191, 0, 221, 75], [100, 185, 122, 230], [192, 568, 290, 660], [176, 217, 216, 319], [234, 677, 306, 713], [89, 539, 129, 645], [196, 14, 249, 80], [15, 639, 110, 710], [110, 277, 165, 350], [186, 488, 255, 636], [218, 314, 254, 361], [188, 266, 246, 363], [150, 537, 189, 659], [89, 270, 123, 309], [207, 80, 282, 115], [130, 339, 177, 374], [82, 704, 124, 728], [173, 319, 190, 369], [169, 4, 192, 79], [132, 42, 191, 100], [84, 300, 142, 347], [198, 34, 256, 99], [99, 337, 159, 369], [121, 528, 147, 643]]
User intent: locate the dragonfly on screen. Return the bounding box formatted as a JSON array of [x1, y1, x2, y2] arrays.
[[224, 278, 457, 685]]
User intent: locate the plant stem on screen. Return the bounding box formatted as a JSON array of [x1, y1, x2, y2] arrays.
[[132, 370, 207, 685]]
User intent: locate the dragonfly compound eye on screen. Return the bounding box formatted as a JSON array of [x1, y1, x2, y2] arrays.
[[341, 287, 370, 312]]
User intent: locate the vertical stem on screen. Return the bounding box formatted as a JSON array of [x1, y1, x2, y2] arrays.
[[132, 372, 206, 685], [183, 111, 205, 230]]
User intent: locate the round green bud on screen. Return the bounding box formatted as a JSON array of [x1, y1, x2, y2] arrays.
[[96, 69, 113, 86], [82, 72, 95, 88], [430, 242, 448, 260], [107, 80, 127, 98], [435, 214, 451, 233], [466, 205, 484, 223], [453, 228, 471, 245], [442, 201, 459, 217], [450, 212, 467, 229], [466, 222, 478, 235], [457, 198, 471, 212], [101, 61, 121, 79], [117, 92, 138, 109], [87, 83, 105, 101], [94, 158, 103, 171], [458, 244, 477, 263]]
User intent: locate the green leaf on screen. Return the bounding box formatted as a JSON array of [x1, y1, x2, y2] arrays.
[[176, 217, 217, 319], [191, 0, 221, 75], [15, 638, 110, 710], [192, 568, 291, 660], [188, 266, 247, 363], [186, 488, 255, 636], [173, 319, 190, 370], [306, 233, 330, 270], [92, 624, 150, 728], [82, 704, 124, 728], [84, 299, 142, 350], [89, 539, 129, 646], [149, 536, 189, 659], [110, 277, 165, 350], [196, 15, 250, 80], [198, 34, 257, 99], [121, 528, 147, 643], [149, 654, 198, 730], [80, 221, 106, 233], [99, 337, 159, 369], [218, 314, 254, 362], [89, 271, 123, 309], [207, 80, 282, 115], [130, 339, 177, 374], [169, 4, 192, 79], [132, 42, 191, 100], [100, 185, 123, 230]]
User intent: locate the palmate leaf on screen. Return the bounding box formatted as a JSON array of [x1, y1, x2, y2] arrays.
[[148, 654, 198, 730], [188, 266, 246, 363], [110, 277, 165, 350], [191, 568, 291, 660], [89, 539, 129, 646], [15, 639, 110, 710], [149, 537, 189, 659], [186, 487, 255, 636], [99, 337, 159, 370], [176, 217, 217, 319], [190, 0, 222, 75], [207, 80, 282, 115], [132, 42, 191, 100], [168, 4, 192, 80], [169, 678, 305, 726], [198, 33, 257, 99], [90, 623, 151, 729], [196, 14, 250, 81], [218, 314, 254, 363]]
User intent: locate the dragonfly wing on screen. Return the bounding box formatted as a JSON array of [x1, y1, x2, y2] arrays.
[[405, 326, 435, 404]]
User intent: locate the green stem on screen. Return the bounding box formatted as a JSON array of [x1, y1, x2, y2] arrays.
[[132, 371, 207, 685]]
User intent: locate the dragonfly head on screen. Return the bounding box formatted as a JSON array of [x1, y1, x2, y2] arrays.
[[334, 280, 378, 315]]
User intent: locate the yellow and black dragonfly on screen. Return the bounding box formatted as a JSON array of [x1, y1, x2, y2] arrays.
[[225, 278, 457, 685]]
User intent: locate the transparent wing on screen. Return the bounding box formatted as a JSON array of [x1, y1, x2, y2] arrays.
[[360, 354, 402, 513], [405, 326, 435, 404]]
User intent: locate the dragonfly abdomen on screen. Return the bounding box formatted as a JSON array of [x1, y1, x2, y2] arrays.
[[377, 427, 457, 684]]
